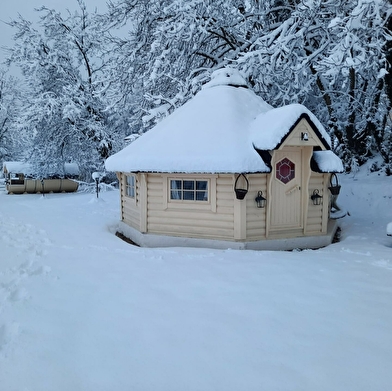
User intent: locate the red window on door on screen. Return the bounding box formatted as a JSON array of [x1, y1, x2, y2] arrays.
[[276, 158, 295, 184]]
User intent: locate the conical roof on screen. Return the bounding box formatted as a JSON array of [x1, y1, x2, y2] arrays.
[[105, 68, 336, 174], [106, 69, 272, 173]]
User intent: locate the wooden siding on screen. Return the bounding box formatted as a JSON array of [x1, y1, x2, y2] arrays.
[[305, 173, 325, 233], [119, 170, 330, 243], [283, 118, 324, 148], [146, 174, 235, 240], [120, 173, 141, 230], [246, 175, 268, 240]]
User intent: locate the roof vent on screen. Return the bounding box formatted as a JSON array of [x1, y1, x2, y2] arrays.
[[202, 67, 249, 89]]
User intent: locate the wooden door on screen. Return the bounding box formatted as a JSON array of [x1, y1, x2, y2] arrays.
[[269, 149, 303, 231]]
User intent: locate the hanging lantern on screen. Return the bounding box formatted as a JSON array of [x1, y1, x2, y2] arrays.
[[301, 132, 309, 141], [255, 191, 267, 208], [311, 189, 323, 206]]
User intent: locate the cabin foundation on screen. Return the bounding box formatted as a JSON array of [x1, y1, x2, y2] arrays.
[[117, 219, 340, 251]]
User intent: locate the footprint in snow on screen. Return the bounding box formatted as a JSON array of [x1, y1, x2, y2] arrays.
[[9, 287, 30, 302], [0, 322, 20, 355]]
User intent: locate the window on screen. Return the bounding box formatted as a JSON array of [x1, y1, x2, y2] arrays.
[[276, 158, 295, 184], [125, 175, 136, 198], [170, 179, 208, 201]]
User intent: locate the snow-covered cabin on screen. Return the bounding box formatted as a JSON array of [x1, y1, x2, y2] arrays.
[[3, 161, 79, 194], [105, 68, 344, 250]]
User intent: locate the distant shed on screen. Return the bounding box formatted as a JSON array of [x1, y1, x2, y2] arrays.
[[3, 161, 79, 194], [105, 68, 344, 250]]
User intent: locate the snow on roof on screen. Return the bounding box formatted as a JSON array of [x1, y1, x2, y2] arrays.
[[3, 161, 33, 174], [251, 103, 331, 150], [3, 161, 79, 176], [63, 163, 80, 176], [106, 82, 273, 174], [124, 134, 140, 143], [202, 67, 249, 89], [312, 151, 344, 173], [105, 69, 338, 174]]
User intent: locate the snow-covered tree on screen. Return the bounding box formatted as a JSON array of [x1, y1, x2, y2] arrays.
[[379, 0, 392, 174], [104, 0, 269, 133], [5, 0, 390, 174], [7, 0, 121, 180], [106, 0, 391, 171], [0, 69, 22, 164], [234, 0, 391, 168]]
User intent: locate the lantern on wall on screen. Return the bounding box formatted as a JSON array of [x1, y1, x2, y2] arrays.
[[310, 189, 323, 206], [255, 191, 267, 208]]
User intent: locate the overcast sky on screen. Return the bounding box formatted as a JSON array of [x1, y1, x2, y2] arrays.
[[0, 0, 108, 69]]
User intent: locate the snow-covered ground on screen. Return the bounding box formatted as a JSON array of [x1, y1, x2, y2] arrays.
[[1, 165, 392, 391]]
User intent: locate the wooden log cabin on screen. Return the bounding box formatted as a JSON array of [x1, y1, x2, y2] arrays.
[[105, 68, 344, 250]]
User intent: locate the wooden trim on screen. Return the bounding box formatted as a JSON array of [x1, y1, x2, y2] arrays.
[[211, 176, 217, 213], [321, 174, 329, 233], [266, 171, 272, 238], [163, 175, 168, 210], [120, 172, 125, 221], [139, 173, 147, 233], [162, 174, 217, 212], [233, 174, 247, 240], [302, 147, 312, 234], [276, 114, 330, 150]]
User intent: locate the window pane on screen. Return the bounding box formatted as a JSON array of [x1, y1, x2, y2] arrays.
[[127, 176, 134, 186], [196, 191, 207, 201], [183, 190, 195, 200], [196, 181, 208, 201], [170, 180, 182, 200], [171, 190, 182, 200], [196, 181, 207, 190], [170, 180, 182, 190], [126, 175, 135, 198], [276, 158, 295, 184], [183, 180, 194, 190]]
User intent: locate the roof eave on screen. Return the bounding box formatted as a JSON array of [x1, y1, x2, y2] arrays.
[[274, 113, 331, 150]]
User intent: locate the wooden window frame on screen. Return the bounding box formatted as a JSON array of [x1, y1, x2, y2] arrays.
[[169, 179, 209, 202], [125, 174, 136, 199], [276, 157, 295, 184], [163, 175, 217, 212]]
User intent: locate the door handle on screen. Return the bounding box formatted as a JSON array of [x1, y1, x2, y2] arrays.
[[285, 184, 300, 195]]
